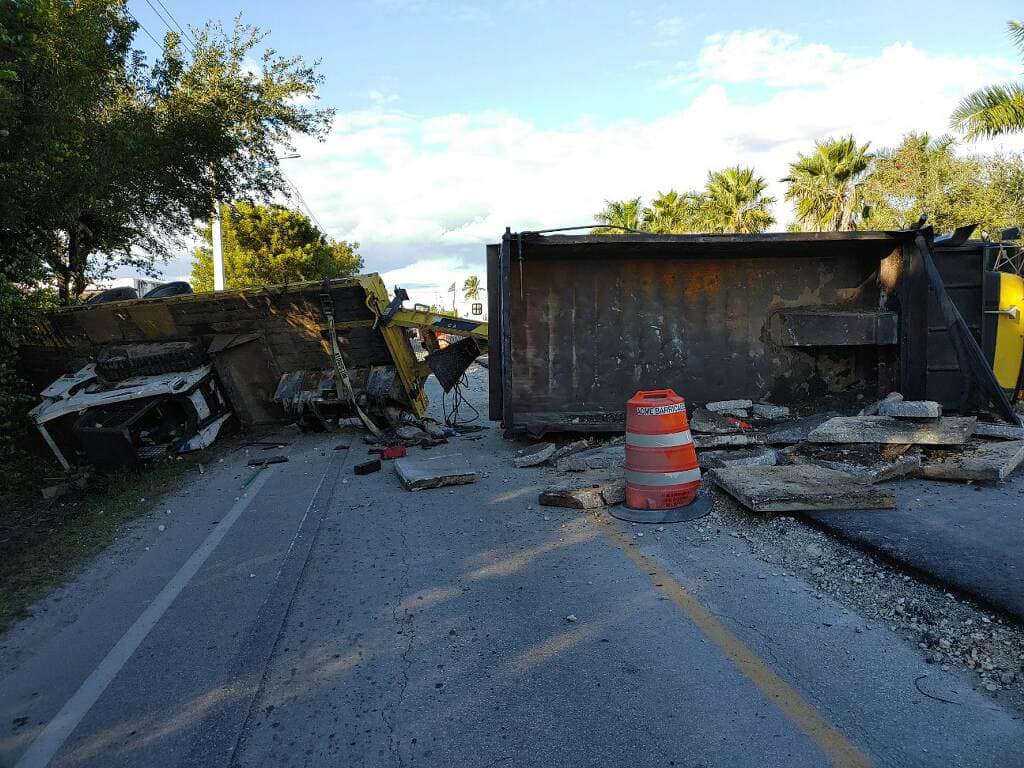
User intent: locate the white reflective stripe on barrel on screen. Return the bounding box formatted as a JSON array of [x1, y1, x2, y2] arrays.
[[625, 467, 702, 487], [625, 430, 693, 448]]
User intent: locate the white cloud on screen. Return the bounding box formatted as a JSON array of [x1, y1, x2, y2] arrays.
[[253, 30, 1024, 299], [695, 29, 846, 87], [653, 16, 686, 48]]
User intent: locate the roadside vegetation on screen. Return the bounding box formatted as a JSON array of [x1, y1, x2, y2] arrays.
[[0, 451, 210, 632], [595, 132, 1024, 237], [190, 202, 362, 290], [594, 20, 1024, 237], [0, 1, 333, 613]]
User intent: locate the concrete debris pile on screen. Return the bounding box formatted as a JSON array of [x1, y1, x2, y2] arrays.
[[515, 395, 1024, 514]]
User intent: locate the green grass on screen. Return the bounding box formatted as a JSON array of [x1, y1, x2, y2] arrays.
[[0, 451, 210, 633]]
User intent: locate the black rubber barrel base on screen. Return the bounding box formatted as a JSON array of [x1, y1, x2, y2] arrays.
[[609, 490, 713, 524]]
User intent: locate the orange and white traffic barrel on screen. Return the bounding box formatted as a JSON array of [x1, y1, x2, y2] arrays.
[[612, 389, 710, 523]]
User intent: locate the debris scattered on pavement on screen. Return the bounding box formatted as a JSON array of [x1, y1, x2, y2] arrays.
[[513, 442, 556, 467], [565, 614, 578, 622], [394, 455, 477, 490], [808, 416, 976, 446], [916, 440, 1024, 482], [751, 403, 790, 420], [247, 455, 289, 467], [973, 422, 1024, 440], [710, 464, 897, 512], [859, 391, 904, 416], [706, 399, 753, 413], [555, 443, 625, 472], [549, 439, 593, 463], [354, 459, 382, 475], [693, 433, 762, 449], [380, 444, 408, 460], [763, 414, 837, 445], [690, 408, 747, 435], [786, 443, 922, 484], [394, 425, 429, 442], [539, 471, 625, 509], [878, 399, 943, 419], [699, 447, 777, 469]]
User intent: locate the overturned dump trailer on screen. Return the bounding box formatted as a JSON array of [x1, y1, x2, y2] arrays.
[[21, 274, 487, 466], [487, 229, 1023, 434]]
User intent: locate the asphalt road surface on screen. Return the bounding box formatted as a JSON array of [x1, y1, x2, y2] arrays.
[[2, 366, 1023, 768]]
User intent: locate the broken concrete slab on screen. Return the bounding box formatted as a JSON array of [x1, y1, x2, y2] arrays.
[[710, 464, 896, 512], [690, 408, 745, 434], [539, 471, 625, 509], [878, 400, 942, 419], [513, 442, 556, 468], [808, 416, 976, 446], [692, 433, 765, 449], [555, 444, 626, 472], [973, 422, 1024, 440], [762, 414, 837, 445], [719, 408, 750, 419], [705, 399, 753, 412], [810, 453, 922, 484], [549, 439, 593, 463], [699, 447, 777, 469], [858, 391, 903, 417], [916, 441, 1024, 482], [394, 455, 477, 490], [751, 403, 790, 420]]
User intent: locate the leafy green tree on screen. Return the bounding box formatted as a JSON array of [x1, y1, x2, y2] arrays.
[[951, 21, 1024, 139], [783, 136, 873, 231], [0, 2, 331, 302], [190, 202, 362, 291], [593, 197, 644, 233], [860, 133, 1024, 238], [642, 190, 707, 234], [702, 166, 776, 234], [462, 275, 481, 300]]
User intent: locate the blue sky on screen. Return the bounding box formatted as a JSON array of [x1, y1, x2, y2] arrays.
[[126, 0, 1024, 304]]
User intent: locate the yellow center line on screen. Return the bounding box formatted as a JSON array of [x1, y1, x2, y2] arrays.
[[594, 514, 873, 768]]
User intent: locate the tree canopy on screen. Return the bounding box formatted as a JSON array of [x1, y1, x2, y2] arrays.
[[860, 133, 1024, 238], [951, 20, 1024, 139], [462, 275, 481, 300], [191, 202, 362, 291], [593, 167, 775, 235], [0, 0, 332, 302], [783, 136, 872, 231], [702, 166, 775, 234]]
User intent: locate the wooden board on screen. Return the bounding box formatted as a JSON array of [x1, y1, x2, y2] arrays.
[[808, 416, 976, 446], [710, 464, 896, 512]]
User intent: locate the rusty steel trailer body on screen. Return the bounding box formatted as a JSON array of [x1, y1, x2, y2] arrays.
[[487, 229, 1016, 435]]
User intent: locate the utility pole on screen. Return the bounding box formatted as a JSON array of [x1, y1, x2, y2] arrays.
[[212, 201, 224, 291]]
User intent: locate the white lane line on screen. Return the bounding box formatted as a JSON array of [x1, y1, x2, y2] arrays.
[[15, 467, 277, 768]]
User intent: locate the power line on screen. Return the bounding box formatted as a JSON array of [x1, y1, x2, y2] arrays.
[[139, 0, 197, 56], [123, 8, 167, 52], [280, 169, 330, 236], [151, 0, 198, 46]]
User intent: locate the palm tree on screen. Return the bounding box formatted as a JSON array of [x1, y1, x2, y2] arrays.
[[702, 167, 776, 234], [593, 197, 644, 234], [951, 21, 1024, 139], [783, 136, 872, 231], [462, 275, 481, 301], [642, 190, 706, 234]]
